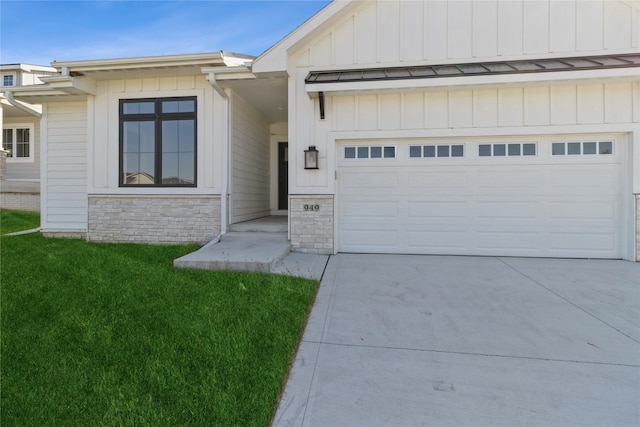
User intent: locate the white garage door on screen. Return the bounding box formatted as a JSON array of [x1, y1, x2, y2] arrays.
[[337, 137, 624, 258]]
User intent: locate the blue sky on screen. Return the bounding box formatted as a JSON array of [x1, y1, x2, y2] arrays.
[[0, 0, 331, 66]]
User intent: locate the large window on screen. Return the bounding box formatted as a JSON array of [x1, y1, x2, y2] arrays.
[[3, 125, 33, 161], [120, 97, 196, 187]]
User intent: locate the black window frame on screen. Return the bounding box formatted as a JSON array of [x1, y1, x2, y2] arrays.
[[119, 96, 197, 187]]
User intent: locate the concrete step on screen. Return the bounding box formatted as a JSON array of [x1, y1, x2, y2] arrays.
[[229, 216, 287, 232], [173, 232, 290, 273]]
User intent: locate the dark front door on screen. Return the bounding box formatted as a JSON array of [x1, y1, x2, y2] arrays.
[[278, 142, 288, 210]]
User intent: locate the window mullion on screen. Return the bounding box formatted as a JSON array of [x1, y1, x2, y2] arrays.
[[155, 101, 162, 186]]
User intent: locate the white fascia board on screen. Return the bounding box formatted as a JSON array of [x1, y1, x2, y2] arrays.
[[201, 66, 256, 81], [305, 68, 640, 96], [52, 52, 226, 72], [252, 0, 357, 74]]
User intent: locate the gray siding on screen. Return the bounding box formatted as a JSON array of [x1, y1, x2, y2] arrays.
[[42, 101, 88, 232], [4, 116, 40, 180]]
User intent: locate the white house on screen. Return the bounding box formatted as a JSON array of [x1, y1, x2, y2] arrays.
[[7, 0, 640, 261], [1, 63, 57, 211]]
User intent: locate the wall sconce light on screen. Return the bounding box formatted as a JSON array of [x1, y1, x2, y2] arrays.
[[304, 146, 319, 170]]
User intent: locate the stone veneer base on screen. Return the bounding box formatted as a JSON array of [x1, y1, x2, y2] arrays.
[[290, 195, 334, 255], [88, 195, 220, 244], [0, 192, 40, 212]]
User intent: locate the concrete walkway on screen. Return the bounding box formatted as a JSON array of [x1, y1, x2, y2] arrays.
[[173, 232, 328, 280], [274, 254, 640, 427]]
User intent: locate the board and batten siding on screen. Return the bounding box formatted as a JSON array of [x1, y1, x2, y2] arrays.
[[230, 91, 270, 223], [295, 0, 639, 68], [89, 75, 221, 193], [4, 116, 40, 180], [331, 83, 637, 132], [41, 101, 88, 233]]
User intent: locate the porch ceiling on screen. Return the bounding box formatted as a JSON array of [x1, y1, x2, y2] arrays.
[[222, 76, 288, 123]]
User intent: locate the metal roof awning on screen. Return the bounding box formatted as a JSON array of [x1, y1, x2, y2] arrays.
[[305, 53, 640, 85], [305, 53, 640, 96]]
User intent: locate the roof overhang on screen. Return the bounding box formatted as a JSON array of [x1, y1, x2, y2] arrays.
[[305, 53, 640, 96], [0, 84, 82, 103], [40, 75, 97, 96], [4, 52, 257, 104], [51, 51, 253, 81]]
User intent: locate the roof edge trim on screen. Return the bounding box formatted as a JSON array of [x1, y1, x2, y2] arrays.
[[51, 52, 228, 72]]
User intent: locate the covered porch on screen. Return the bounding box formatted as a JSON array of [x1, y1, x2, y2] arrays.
[[206, 65, 290, 234]]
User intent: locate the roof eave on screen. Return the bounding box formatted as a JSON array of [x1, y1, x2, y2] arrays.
[[51, 52, 227, 73]]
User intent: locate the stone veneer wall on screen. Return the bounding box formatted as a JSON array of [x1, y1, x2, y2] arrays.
[[0, 149, 7, 180], [0, 192, 40, 212], [88, 195, 220, 244], [290, 195, 334, 254], [0, 180, 41, 212]]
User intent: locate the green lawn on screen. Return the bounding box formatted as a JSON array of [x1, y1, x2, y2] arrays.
[[1, 210, 318, 426]]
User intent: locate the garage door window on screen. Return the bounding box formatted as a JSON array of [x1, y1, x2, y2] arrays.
[[552, 141, 613, 156], [409, 144, 464, 158], [479, 143, 536, 157], [344, 146, 396, 159]]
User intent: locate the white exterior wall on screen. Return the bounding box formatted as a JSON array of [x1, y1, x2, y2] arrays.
[[19, 71, 57, 86], [89, 75, 223, 195], [230, 91, 270, 223], [3, 115, 40, 180], [41, 101, 88, 234], [329, 83, 637, 132], [294, 0, 638, 69], [281, 0, 639, 258]]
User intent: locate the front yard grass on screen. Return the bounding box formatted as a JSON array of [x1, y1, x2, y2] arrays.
[[1, 210, 318, 426]]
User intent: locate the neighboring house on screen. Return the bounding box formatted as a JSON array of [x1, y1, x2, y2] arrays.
[[7, 0, 640, 261], [0, 64, 58, 211]]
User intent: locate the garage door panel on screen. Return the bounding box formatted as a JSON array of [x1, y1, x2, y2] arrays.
[[476, 169, 540, 189], [341, 170, 399, 191], [549, 231, 618, 255], [341, 200, 398, 218], [475, 231, 541, 251], [407, 229, 469, 250], [407, 170, 468, 190], [408, 201, 467, 219], [476, 201, 540, 219], [341, 225, 399, 251], [549, 200, 618, 220], [548, 166, 620, 191]]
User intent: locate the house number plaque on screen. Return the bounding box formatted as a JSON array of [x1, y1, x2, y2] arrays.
[[304, 204, 320, 211]]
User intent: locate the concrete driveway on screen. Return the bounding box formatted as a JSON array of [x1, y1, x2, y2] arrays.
[[273, 254, 640, 427]]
